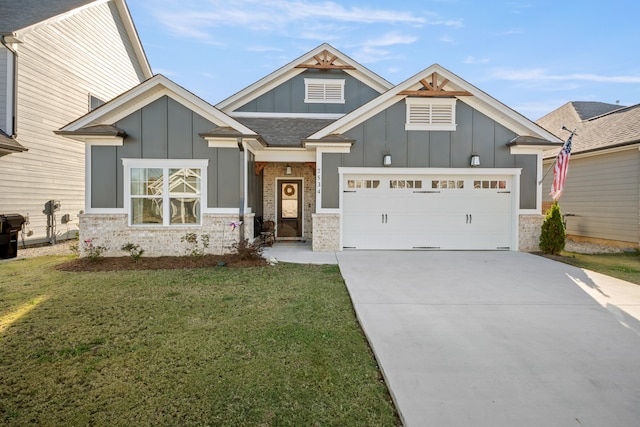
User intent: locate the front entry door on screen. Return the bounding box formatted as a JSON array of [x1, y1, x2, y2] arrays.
[[277, 180, 303, 238]]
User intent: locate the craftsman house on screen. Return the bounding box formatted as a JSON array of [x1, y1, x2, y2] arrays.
[[0, 0, 152, 244], [538, 101, 639, 249], [58, 44, 562, 256]]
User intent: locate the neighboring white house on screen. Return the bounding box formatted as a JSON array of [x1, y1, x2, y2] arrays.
[[538, 101, 639, 249], [0, 0, 152, 245]]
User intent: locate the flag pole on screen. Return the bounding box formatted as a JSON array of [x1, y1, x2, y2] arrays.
[[538, 127, 577, 185]]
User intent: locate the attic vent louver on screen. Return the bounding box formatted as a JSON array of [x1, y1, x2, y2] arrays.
[[405, 98, 457, 131], [304, 78, 345, 104]]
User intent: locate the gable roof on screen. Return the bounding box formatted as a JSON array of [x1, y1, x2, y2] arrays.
[[234, 117, 336, 147], [1, 0, 152, 79], [539, 103, 640, 158], [57, 74, 256, 138], [308, 63, 562, 144], [216, 43, 393, 113], [536, 101, 625, 140]]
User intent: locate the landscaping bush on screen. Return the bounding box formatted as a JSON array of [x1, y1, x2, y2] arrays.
[[539, 201, 565, 255], [231, 238, 264, 261]]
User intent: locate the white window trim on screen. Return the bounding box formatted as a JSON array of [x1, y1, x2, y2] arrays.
[[123, 158, 209, 227], [304, 78, 345, 104], [405, 97, 457, 131]]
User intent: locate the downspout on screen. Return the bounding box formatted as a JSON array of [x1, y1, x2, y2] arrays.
[[237, 137, 245, 243], [0, 35, 18, 137]]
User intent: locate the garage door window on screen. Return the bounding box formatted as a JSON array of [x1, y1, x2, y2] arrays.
[[474, 180, 507, 189], [432, 180, 464, 189], [390, 180, 422, 189], [347, 179, 380, 189]]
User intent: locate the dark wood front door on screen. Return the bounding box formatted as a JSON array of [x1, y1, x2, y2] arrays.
[[277, 180, 303, 238]]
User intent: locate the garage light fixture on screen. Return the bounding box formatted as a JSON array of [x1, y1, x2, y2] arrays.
[[383, 154, 392, 167], [470, 153, 480, 167]]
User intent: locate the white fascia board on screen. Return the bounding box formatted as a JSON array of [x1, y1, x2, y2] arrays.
[[229, 111, 345, 120], [206, 138, 240, 148], [509, 146, 548, 155], [312, 63, 561, 143], [304, 142, 352, 153], [310, 94, 404, 138], [216, 43, 393, 112], [254, 149, 316, 162], [67, 135, 124, 145], [338, 167, 522, 176], [61, 76, 255, 135], [543, 142, 640, 161]]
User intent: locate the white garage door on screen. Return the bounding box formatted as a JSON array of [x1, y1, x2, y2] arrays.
[[342, 174, 514, 250]]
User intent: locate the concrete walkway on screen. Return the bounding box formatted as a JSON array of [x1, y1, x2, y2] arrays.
[[336, 251, 640, 427], [262, 241, 338, 265]]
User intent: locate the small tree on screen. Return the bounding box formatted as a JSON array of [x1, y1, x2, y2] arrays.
[[539, 201, 565, 255]]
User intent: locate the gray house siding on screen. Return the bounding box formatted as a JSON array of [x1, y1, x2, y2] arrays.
[[236, 70, 380, 114], [542, 148, 640, 245], [321, 100, 539, 209], [90, 96, 240, 210]]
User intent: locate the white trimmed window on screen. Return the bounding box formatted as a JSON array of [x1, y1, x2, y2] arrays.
[[304, 78, 345, 104], [124, 159, 208, 226], [405, 98, 457, 131]]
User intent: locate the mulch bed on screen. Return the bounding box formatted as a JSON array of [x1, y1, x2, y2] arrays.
[[56, 255, 268, 272]]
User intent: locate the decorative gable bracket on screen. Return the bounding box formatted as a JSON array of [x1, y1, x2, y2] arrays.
[[399, 72, 472, 97], [295, 50, 356, 70]]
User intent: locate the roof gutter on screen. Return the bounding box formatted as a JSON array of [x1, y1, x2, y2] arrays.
[[1, 35, 19, 139]]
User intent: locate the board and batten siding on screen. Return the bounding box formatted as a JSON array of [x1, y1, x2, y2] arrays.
[[0, 1, 147, 243], [320, 100, 538, 209], [236, 70, 381, 115], [90, 96, 240, 210], [542, 147, 640, 245]]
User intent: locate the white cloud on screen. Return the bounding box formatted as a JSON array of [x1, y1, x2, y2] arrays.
[[493, 68, 640, 83], [464, 56, 489, 64], [360, 32, 418, 47], [154, 0, 461, 43]]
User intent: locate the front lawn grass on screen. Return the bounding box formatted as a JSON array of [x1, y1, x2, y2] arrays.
[[0, 256, 399, 426], [554, 250, 640, 284]]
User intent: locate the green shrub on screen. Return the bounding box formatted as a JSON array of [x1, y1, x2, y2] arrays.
[[181, 233, 210, 257], [231, 239, 264, 261], [539, 201, 565, 255], [121, 243, 144, 262]]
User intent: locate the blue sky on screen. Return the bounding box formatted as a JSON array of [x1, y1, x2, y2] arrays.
[[126, 0, 640, 120]]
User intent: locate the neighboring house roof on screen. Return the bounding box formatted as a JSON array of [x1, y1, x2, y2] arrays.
[[235, 117, 336, 147], [0, 129, 27, 155], [309, 63, 562, 145], [539, 103, 640, 158], [0, 0, 95, 32], [0, 0, 152, 78], [216, 43, 394, 113], [58, 74, 257, 140], [536, 101, 625, 140]]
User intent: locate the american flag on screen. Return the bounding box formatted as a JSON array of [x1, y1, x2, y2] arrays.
[[550, 134, 573, 201]]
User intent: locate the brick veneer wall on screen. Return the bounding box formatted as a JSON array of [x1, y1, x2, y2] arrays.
[[312, 213, 340, 251], [79, 213, 254, 257], [262, 162, 315, 240], [519, 214, 544, 252]]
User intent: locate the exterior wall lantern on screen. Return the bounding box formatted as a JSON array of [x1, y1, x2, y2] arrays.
[[470, 153, 480, 167], [383, 154, 392, 167], [285, 164, 292, 175]]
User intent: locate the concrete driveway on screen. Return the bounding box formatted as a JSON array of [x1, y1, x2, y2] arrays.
[[337, 250, 640, 427]]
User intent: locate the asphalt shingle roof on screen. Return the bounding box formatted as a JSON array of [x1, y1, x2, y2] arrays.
[[0, 0, 96, 33], [538, 102, 640, 158], [235, 117, 337, 147]]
